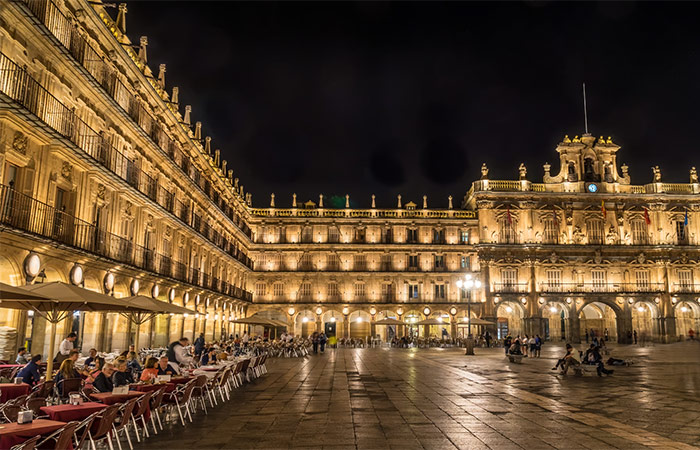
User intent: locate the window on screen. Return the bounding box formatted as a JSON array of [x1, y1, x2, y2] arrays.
[[275, 254, 284, 270], [407, 229, 418, 243], [461, 256, 471, 270], [434, 255, 445, 269], [381, 283, 393, 300], [634, 270, 649, 289], [543, 219, 558, 244], [299, 282, 312, 299], [434, 284, 446, 299], [299, 253, 313, 271], [433, 229, 445, 243], [273, 282, 284, 297], [354, 254, 367, 271], [460, 230, 470, 244], [678, 270, 692, 289], [408, 284, 419, 299], [255, 282, 267, 296], [408, 255, 419, 269], [499, 218, 516, 244], [631, 220, 648, 245], [327, 254, 340, 271], [546, 269, 562, 287], [354, 229, 366, 242], [587, 219, 604, 245], [380, 254, 392, 271], [328, 227, 340, 243], [383, 228, 393, 243], [327, 283, 339, 298], [591, 270, 606, 289], [301, 226, 313, 243], [354, 283, 366, 299], [676, 221, 688, 245], [501, 268, 518, 286]]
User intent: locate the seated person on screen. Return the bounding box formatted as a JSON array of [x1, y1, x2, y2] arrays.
[[83, 348, 98, 370], [93, 363, 115, 392], [583, 344, 614, 376], [84, 357, 105, 390], [15, 347, 30, 365], [17, 354, 42, 386], [126, 351, 142, 377], [508, 339, 523, 355], [606, 357, 626, 366], [55, 359, 81, 396], [112, 359, 133, 387], [201, 348, 217, 366], [552, 344, 577, 372], [140, 357, 159, 382], [156, 356, 177, 376]]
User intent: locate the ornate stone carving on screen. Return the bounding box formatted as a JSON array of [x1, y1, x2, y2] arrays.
[[480, 163, 489, 180], [518, 163, 527, 180], [12, 132, 28, 155], [61, 161, 73, 180], [651, 166, 662, 182], [691, 167, 698, 184], [96, 183, 106, 201]]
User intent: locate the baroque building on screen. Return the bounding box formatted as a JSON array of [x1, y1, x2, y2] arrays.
[[1, 0, 698, 356]]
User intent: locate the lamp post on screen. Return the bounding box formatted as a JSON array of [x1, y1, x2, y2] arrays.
[[456, 273, 482, 355]]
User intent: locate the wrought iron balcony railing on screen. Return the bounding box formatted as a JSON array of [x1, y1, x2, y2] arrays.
[[0, 184, 253, 301], [492, 283, 529, 294], [538, 282, 665, 294]]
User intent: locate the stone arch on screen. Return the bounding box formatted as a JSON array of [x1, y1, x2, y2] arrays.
[[374, 309, 398, 341], [540, 300, 571, 341], [293, 309, 316, 338], [578, 300, 620, 343], [495, 300, 526, 339], [348, 310, 371, 339], [0, 253, 24, 329], [674, 301, 700, 340], [403, 309, 425, 339], [631, 299, 661, 342]]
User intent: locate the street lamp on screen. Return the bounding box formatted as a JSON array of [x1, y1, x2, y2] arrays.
[[456, 274, 482, 338]]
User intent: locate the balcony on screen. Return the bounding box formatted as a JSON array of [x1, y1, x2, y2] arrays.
[[538, 282, 665, 294], [672, 283, 700, 294], [492, 283, 529, 294], [0, 52, 253, 269], [0, 185, 252, 301]]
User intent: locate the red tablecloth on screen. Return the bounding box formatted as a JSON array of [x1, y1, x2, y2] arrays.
[[0, 419, 66, 449], [40, 402, 107, 422], [0, 383, 30, 403], [131, 383, 176, 393], [0, 364, 22, 370], [169, 376, 192, 385], [89, 391, 144, 405]]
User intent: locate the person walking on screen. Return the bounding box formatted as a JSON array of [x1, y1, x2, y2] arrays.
[[311, 332, 319, 354], [319, 333, 327, 353], [55, 332, 78, 366], [633, 330, 638, 345], [585, 329, 589, 344], [194, 333, 205, 357], [485, 331, 492, 348], [534, 335, 542, 358], [689, 329, 695, 341], [604, 328, 609, 341]]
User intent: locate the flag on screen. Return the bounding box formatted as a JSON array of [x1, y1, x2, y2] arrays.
[[644, 208, 651, 225], [506, 206, 512, 225], [684, 209, 689, 227], [601, 200, 606, 219]]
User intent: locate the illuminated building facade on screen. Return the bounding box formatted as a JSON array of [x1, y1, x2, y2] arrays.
[[1, 0, 698, 356]]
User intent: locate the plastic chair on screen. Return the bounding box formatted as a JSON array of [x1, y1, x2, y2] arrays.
[[191, 374, 211, 413], [130, 390, 153, 442], [24, 396, 48, 419], [37, 420, 78, 450], [88, 404, 120, 450], [148, 386, 166, 433], [31, 380, 54, 400], [72, 409, 101, 450], [112, 397, 140, 450], [55, 377, 83, 402], [0, 404, 21, 423], [164, 379, 195, 426]]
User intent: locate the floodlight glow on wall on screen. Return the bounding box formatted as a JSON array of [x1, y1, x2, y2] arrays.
[[69, 264, 83, 285]]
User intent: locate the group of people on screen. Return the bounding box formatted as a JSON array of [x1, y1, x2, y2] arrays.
[[504, 334, 543, 358], [552, 342, 617, 376], [310, 332, 328, 354]]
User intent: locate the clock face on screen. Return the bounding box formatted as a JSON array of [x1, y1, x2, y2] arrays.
[[587, 183, 598, 193]]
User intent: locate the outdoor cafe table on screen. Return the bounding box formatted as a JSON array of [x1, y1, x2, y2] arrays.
[[131, 382, 176, 393], [0, 419, 66, 449], [40, 402, 107, 422], [168, 376, 192, 385], [90, 391, 144, 405], [0, 383, 30, 403], [0, 365, 22, 370]]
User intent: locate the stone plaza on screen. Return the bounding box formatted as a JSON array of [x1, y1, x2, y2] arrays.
[[140, 342, 700, 450]]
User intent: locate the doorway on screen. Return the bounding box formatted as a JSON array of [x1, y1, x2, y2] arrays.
[[324, 322, 336, 337]]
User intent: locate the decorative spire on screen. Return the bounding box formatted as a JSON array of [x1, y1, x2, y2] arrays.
[[116, 3, 127, 34], [371, 194, 376, 208], [423, 195, 427, 209], [345, 194, 350, 208], [234, 178, 239, 188], [270, 193, 275, 207], [138, 36, 148, 65], [319, 194, 324, 207], [448, 195, 453, 209], [194, 121, 201, 139], [171, 87, 179, 106], [397, 194, 402, 208], [221, 160, 227, 174], [184, 105, 191, 125], [292, 193, 297, 208], [157, 64, 166, 88], [214, 149, 220, 166], [228, 170, 233, 183], [204, 136, 211, 155]]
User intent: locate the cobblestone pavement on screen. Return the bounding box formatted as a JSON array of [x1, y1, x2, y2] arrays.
[[139, 341, 700, 449]]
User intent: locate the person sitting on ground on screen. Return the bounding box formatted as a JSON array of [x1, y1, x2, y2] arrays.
[[15, 347, 30, 365], [606, 356, 627, 366], [583, 344, 614, 376], [552, 344, 575, 372], [140, 357, 159, 382], [83, 348, 98, 369], [112, 359, 132, 387], [201, 347, 217, 366], [93, 363, 115, 392], [157, 356, 177, 376], [17, 354, 42, 386]]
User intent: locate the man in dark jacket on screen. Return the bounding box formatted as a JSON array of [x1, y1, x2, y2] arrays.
[[194, 333, 205, 357], [93, 363, 115, 392], [583, 344, 614, 376], [17, 354, 42, 386], [112, 360, 132, 386]]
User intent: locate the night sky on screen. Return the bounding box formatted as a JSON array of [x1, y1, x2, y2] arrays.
[[126, 2, 700, 209]]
